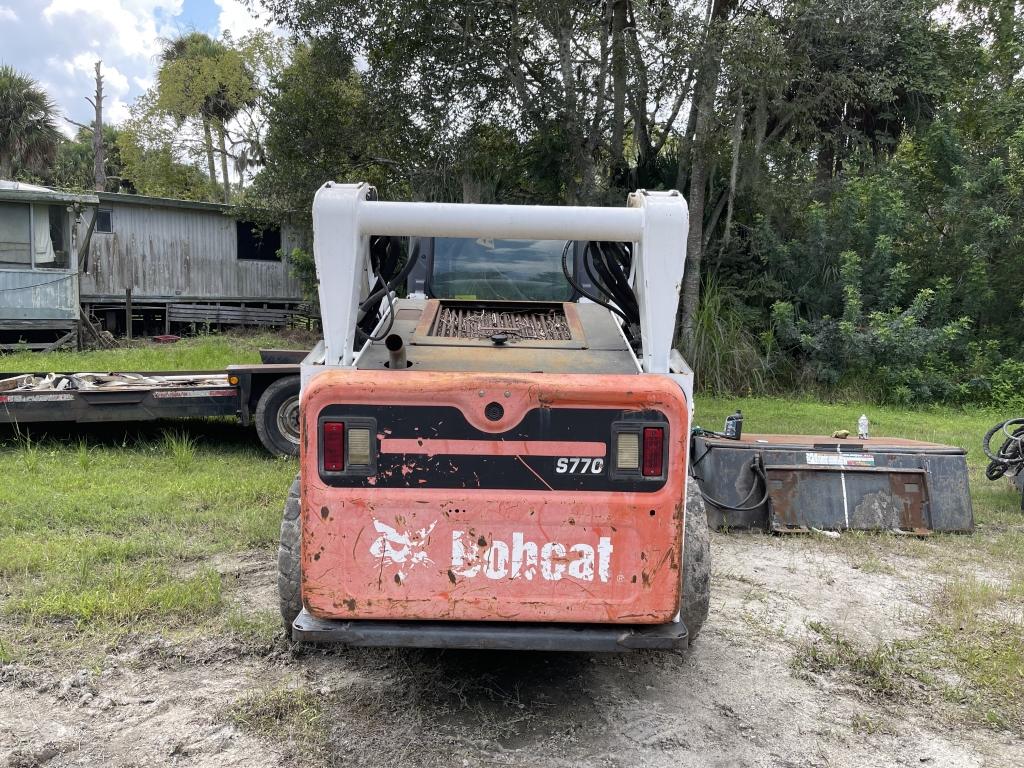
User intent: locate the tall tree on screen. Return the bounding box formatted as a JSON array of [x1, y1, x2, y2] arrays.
[[156, 32, 257, 202], [0, 66, 61, 180], [87, 61, 105, 191], [260, 0, 701, 204], [66, 61, 108, 191], [115, 125, 218, 200], [244, 39, 411, 226], [678, 0, 739, 339]]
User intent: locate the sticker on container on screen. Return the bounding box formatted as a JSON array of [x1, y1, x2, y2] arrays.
[[805, 451, 876, 467], [0, 393, 76, 403], [153, 388, 237, 399]]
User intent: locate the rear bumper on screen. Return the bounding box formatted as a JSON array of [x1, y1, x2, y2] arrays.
[[291, 609, 688, 652]]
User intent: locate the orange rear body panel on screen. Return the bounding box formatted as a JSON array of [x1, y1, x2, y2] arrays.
[[299, 370, 689, 624]]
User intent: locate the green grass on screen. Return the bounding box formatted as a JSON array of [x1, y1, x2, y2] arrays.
[[929, 573, 1024, 729], [230, 685, 327, 760], [792, 621, 927, 701], [0, 332, 302, 661], [0, 338, 1020, 732], [0, 329, 311, 373], [0, 425, 296, 640], [162, 429, 199, 471], [7, 565, 223, 624]]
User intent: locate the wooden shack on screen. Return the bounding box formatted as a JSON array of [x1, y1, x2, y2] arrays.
[[79, 192, 305, 335], [0, 182, 98, 349]]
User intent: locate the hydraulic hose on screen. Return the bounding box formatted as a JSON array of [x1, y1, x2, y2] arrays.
[[586, 242, 639, 324], [560, 240, 634, 326], [360, 237, 417, 315], [695, 454, 771, 513], [355, 238, 421, 341]]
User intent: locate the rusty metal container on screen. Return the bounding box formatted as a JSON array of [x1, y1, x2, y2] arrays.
[[692, 434, 973, 534]]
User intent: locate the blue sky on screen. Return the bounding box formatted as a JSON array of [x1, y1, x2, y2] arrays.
[[0, 0, 273, 135]]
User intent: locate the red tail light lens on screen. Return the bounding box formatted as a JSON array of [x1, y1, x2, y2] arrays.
[[323, 421, 345, 471], [642, 427, 664, 477]]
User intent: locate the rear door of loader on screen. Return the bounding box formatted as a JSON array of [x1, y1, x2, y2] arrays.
[[299, 370, 689, 625]]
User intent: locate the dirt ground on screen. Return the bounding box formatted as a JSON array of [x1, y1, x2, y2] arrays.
[[2, 532, 1022, 768]]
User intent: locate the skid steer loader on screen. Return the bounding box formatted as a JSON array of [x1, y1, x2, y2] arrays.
[[278, 182, 710, 651]]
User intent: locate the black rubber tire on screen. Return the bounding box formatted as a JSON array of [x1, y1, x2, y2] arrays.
[[681, 477, 711, 642], [278, 475, 302, 634], [254, 376, 301, 458]]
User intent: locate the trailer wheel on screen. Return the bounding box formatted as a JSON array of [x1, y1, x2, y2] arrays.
[[278, 475, 302, 634], [255, 376, 301, 457], [681, 477, 711, 642]]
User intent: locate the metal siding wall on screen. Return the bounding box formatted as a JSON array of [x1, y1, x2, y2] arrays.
[[79, 203, 303, 302], [0, 270, 78, 320], [0, 200, 78, 322]]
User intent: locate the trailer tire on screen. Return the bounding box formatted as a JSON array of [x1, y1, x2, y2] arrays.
[[255, 376, 301, 458], [278, 475, 302, 635], [681, 477, 711, 642]]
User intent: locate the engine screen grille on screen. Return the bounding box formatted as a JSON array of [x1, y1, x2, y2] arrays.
[[431, 305, 572, 341]]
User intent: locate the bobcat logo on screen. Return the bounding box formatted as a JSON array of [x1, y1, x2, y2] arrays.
[[369, 519, 437, 581]]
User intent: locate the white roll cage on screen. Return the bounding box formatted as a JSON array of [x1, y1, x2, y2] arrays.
[[311, 182, 689, 376]]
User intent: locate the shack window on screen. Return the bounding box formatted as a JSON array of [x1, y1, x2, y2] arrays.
[[33, 204, 69, 269], [95, 208, 113, 233], [237, 221, 281, 261], [0, 203, 31, 267]]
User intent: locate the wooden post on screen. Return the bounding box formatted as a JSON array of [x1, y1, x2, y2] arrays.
[[164, 303, 171, 335], [79, 303, 89, 350], [125, 287, 132, 340]]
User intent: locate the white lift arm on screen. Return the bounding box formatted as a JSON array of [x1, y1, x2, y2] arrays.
[[311, 182, 689, 374]]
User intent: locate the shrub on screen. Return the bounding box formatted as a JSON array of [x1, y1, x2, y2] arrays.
[[771, 252, 974, 405], [682, 279, 774, 395]]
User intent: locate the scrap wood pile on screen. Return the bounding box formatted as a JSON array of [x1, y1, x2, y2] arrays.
[[0, 372, 229, 392]]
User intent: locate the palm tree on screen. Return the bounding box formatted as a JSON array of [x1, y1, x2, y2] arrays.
[[0, 66, 61, 180], [156, 33, 255, 203]]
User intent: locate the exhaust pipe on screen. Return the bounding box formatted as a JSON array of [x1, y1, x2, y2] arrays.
[[385, 333, 407, 369]]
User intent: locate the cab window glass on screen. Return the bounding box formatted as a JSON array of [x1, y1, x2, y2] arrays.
[[430, 238, 574, 301]]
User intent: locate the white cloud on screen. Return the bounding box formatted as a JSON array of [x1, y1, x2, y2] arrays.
[[215, 0, 277, 37], [5, 0, 193, 134], [61, 54, 131, 97], [5, 0, 280, 151], [43, 0, 184, 59], [106, 97, 132, 124]]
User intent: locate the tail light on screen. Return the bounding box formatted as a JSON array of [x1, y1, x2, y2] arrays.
[[642, 427, 664, 477], [319, 416, 377, 476], [347, 427, 372, 466], [616, 432, 640, 471], [323, 421, 345, 471], [612, 421, 668, 480]]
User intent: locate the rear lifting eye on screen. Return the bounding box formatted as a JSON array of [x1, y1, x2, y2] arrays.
[[485, 401, 504, 421]]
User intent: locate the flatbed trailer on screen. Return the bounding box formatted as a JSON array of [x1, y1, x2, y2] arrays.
[[0, 350, 307, 457]]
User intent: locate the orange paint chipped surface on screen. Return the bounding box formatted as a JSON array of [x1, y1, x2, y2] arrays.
[[299, 370, 689, 625]]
